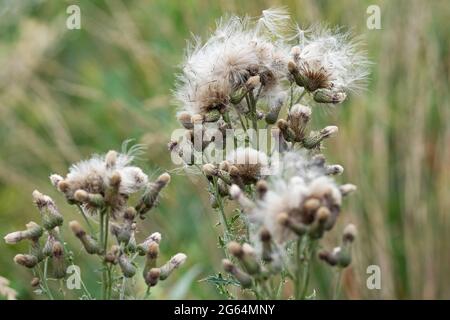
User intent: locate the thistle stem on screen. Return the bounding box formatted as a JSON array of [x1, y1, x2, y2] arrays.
[[76, 204, 95, 235], [294, 90, 307, 105], [333, 268, 343, 299], [300, 240, 317, 299], [212, 177, 231, 242], [40, 260, 54, 300]]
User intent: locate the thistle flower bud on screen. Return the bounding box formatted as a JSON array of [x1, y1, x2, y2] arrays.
[[145, 268, 161, 287], [222, 259, 252, 288], [334, 246, 352, 268], [230, 88, 248, 104], [159, 253, 187, 281], [57, 180, 70, 193], [229, 185, 255, 214], [124, 207, 136, 221], [105, 245, 120, 264], [241, 243, 260, 275], [32, 190, 63, 230], [313, 88, 347, 104], [43, 235, 56, 257], [4, 221, 43, 244], [219, 161, 230, 172], [14, 254, 38, 268], [326, 164, 344, 176], [110, 223, 132, 245], [109, 171, 122, 190], [303, 198, 321, 213], [309, 207, 330, 239], [290, 46, 301, 62], [204, 109, 221, 122], [202, 163, 218, 177], [256, 180, 268, 199], [265, 102, 282, 125], [143, 242, 159, 277], [4, 231, 23, 244], [318, 250, 338, 266], [105, 150, 118, 169], [302, 126, 338, 149], [245, 75, 260, 90], [137, 232, 161, 255], [191, 114, 204, 125], [260, 228, 273, 262], [30, 239, 44, 263], [70, 220, 102, 255], [127, 232, 137, 253], [119, 253, 136, 278], [51, 242, 66, 279], [321, 126, 338, 138], [227, 241, 243, 258], [49, 174, 63, 188], [340, 184, 357, 196], [277, 212, 307, 236], [343, 224, 357, 244], [277, 119, 296, 142], [135, 173, 171, 218], [288, 61, 305, 87], [177, 112, 194, 129], [74, 190, 105, 207], [228, 166, 245, 189], [30, 277, 40, 287]]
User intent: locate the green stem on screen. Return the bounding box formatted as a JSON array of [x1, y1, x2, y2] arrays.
[[76, 204, 95, 235], [300, 240, 317, 299], [212, 177, 231, 242], [294, 239, 303, 299], [333, 268, 343, 300], [119, 277, 126, 300], [294, 90, 307, 105], [43, 258, 55, 300]]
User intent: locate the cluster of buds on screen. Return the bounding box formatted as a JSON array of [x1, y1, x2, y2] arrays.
[[5, 191, 66, 279], [275, 103, 339, 150], [222, 238, 281, 290], [288, 60, 347, 104], [128, 232, 188, 287], [319, 224, 357, 268], [4, 148, 187, 299]]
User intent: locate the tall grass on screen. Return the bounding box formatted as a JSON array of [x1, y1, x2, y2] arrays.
[[0, 0, 449, 299]]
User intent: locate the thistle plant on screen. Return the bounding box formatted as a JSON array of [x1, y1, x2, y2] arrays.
[[170, 8, 369, 299], [4, 144, 187, 300]]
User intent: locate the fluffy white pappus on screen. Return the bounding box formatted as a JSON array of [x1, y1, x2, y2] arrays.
[[257, 7, 297, 40], [254, 152, 342, 244], [62, 152, 148, 197], [227, 147, 270, 177], [174, 9, 293, 115], [256, 177, 308, 244], [114, 166, 148, 194], [227, 147, 268, 166], [294, 25, 370, 93]]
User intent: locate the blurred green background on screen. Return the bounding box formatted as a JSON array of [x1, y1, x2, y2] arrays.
[[0, 0, 449, 299]]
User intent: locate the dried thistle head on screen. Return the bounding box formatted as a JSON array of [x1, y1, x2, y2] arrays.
[[226, 148, 269, 185]]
